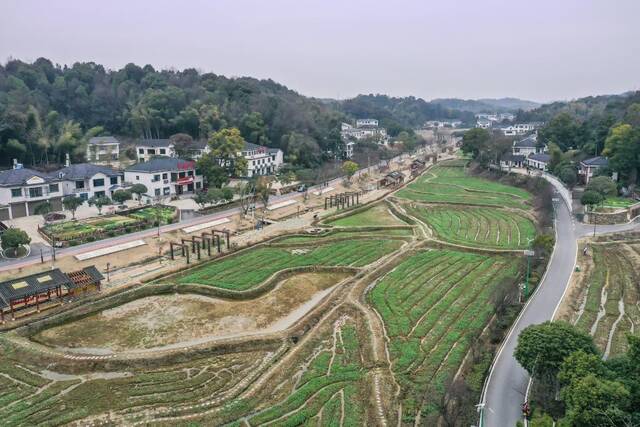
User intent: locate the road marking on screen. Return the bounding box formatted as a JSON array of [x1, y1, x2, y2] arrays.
[[266, 199, 297, 211], [313, 186, 334, 196], [182, 217, 230, 233], [74, 240, 147, 260]]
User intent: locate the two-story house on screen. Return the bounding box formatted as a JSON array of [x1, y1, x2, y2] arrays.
[[241, 142, 284, 177], [135, 139, 176, 162], [57, 164, 123, 201], [86, 136, 120, 162], [0, 166, 64, 220], [579, 156, 608, 184], [512, 135, 542, 156], [124, 157, 203, 199]]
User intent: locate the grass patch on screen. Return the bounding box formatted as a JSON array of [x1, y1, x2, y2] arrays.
[[327, 203, 406, 227]]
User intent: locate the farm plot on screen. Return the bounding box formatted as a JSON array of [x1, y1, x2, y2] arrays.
[[42, 214, 140, 241], [34, 272, 352, 352], [368, 249, 521, 423], [327, 202, 407, 227], [396, 161, 531, 209], [405, 203, 536, 249], [171, 238, 404, 290], [570, 243, 640, 358], [274, 227, 413, 244], [0, 338, 275, 426], [220, 316, 370, 426], [127, 205, 176, 223]]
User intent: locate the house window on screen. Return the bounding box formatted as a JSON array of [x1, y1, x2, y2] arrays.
[[136, 176, 140, 180], [75, 180, 85, 189], [148, 149, 156, 155], [95, 191, 105, 197], [171, 173, 178, 182], [162, 173, 168, 180], [29, 187, 43, 198], [93, 178, 105, 187], [179, 171, 186, 178], [138, 148, 144, 154], [153, 174, 161, 182], [110, 177, 118, 185], [155, 188, 161, 196], [187, 170, 194, 176], [49, 183, 59, 193], [196, 182, 202, 189], [79, 193, 88, 200], [159, 149, 166, 155], [163, 187, 170, 195], [11, 188, 21, 198]]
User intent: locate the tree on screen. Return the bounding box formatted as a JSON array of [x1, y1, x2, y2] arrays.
[[237, 180, 256, 217], [194, 191, 210, 209], [208, 127, 247, 177], [342, 160, 359, 182], [557, 350, 607, 387], [461, 128, 491, 161], [197, 153, 229, 188], [33, 201, 52, 216], [129, 184, 148, 205], [112, 190, 132, 204], [561, 374, 630, 427], [88, 195, 111, 215], [1, 228, 31, 257], [586, 176, 617, 198], [532, 234, 555, 257], [556, 164, 578, 188], [539, 112, 581, 151], [514, 321, 597, 381], [62, 196, 83, 219], [255, 176, 272, 209], [581, 190, 604, 207], [281, 132, 322, 167], [603, 123, 640, 184], [221, 186, 234, 202], [169, 133, 194, 158]]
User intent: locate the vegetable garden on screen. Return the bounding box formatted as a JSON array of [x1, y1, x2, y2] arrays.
[[404, 204, 536, 249], [171, 238, 404, 290], [368, 249, 521, 423], [569, 242, 640, 358]]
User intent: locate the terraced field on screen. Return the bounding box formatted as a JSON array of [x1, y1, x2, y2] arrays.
[[171, 238, 404, 290], [396, 161, 531, 209], [369, 249, 521, 423], [405, 204, 536, 249], [567, 242, 640, 358], [327, 202, 407, 227], [274, 227, 413, 244]]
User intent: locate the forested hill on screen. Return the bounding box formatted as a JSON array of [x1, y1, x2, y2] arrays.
[[432, 97, 540, 113], [337, 94, 475, 131], [517, 91, 640, 122]]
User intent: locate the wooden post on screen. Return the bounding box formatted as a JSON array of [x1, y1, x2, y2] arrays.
[[36, 293, 40, 313], [216, 235, 221, 253], [191, 237, 196, 254], [10, 300, 15, 320], [207, 238, 211, 256], [185, 245, 190, 264], [196, 243, 201, 260], [169, 242, 175, 260]]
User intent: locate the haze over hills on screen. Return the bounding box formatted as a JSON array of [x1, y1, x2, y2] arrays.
[[431, 97, 541, 113]]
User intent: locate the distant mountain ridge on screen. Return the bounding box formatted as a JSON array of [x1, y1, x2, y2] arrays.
[[431, 97, 540, 113]]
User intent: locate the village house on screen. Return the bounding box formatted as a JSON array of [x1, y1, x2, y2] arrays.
[[512, 135, 542, 156], [57, 163, 123, 201], [500, 153, 526, 169], [526, 153, 551, 171], [136, 139, 176, 162], [241, 142, 284, 177], [0, 164, 64, 220], [578, 156, 608, 184], [500, 123, 536, 136], [124, 157, 203, 198], [86, 136, 120, 162], [341, 119, 388, 144]]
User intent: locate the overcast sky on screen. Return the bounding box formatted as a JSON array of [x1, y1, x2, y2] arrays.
[[1, 0, 639, 103]]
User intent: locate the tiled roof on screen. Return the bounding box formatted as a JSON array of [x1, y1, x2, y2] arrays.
[[126, 157, 196, 173], [528, 153, 551, 162], [513, 135, 537, 148], [581, 156, 608, 167], [0, 168, 57, 187], [57, 163, 121, 180], [88, 136, 119, 145], [137, 139, 173, 148]]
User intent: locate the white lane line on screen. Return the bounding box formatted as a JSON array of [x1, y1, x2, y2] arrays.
[[182, 217, 230, 233], [266, 199, 297, 211], [74, 240, 147, 260]]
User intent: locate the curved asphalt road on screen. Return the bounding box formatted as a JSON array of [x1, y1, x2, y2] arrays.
[[482, 183, 640, 426]]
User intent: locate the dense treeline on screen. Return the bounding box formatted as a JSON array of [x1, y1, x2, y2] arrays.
[[0, 58, 472, 170], [339, 94, 475, 133], [0, 58, 351, 168]]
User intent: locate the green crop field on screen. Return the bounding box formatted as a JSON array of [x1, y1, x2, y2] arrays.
[[128, 206, 176, 223], [224, 318, 368, 426], [405, 204, 536, 249], [172, 238, 404, 290], [275, 228, 413, 244], [395, 161, 531, 209], [42, 214, 140, 240], [573, 243, 640, 358], [602, 197, 638, 209], [368, 249, 521, 423], [327, 203, 407, 227]]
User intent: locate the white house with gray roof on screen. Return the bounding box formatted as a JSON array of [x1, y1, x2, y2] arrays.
[[124, 157, 203, 198], [0, 166, 64, 220], [135, 139, 176, 162], [57, 163, 122, 201], [86, 136, 120, 162], [241, 142, 283, 177]]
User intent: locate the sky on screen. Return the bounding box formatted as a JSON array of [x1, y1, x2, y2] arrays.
[[1, 0, 639, 103]]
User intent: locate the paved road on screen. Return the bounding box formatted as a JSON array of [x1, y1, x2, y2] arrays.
[[482, 182, 640, 426]]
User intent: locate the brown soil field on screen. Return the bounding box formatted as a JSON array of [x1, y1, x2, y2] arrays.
[[34, 271, 352, 353]]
